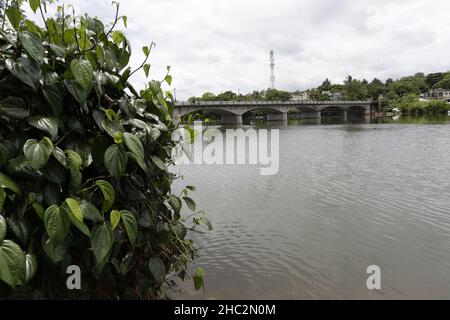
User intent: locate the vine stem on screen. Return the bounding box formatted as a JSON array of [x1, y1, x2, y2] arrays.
[[38, 4, 51, 42], [80, 2, 120, 55]]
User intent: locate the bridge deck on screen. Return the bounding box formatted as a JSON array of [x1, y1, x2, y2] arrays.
[[175, 100, 372, 107]]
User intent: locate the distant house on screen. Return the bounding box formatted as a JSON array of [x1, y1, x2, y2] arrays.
[[321, 91, 342, 101], [421, 89, 450, 103], [291, 92, 310, 101]]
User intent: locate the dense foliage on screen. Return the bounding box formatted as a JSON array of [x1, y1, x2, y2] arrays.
[[0, 0, 208, 299], [391, 94, 449, 115], [188, 88, 292, 102]]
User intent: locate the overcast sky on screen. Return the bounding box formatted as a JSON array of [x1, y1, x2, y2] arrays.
[[29, 0, 450, 99]]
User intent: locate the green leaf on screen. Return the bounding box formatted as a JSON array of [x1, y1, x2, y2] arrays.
[[63, 201, 91, 238], [102, 119, 123, 140], [52, 147, 67, 167], [42, 234, 68, 263], [6, 216, 29, 247], [19, 31, 44, 63], [96, 46, 105, 65], [104, 144, 127, 179], [122, 16, 127, 28], [172, 222, 187, 239], [168, 195, 182, 215], [0, 188, 5, 213], [28, 116, 59, 140], [29, 0, 41, 13], [142, 46, 149, 56], [65, 198, 83, 223], [23, 138, 53, 169], [65, 149, 82, 170], [183, 196, 196, 212], [44, 205, 70, 243], [143, 64, 150, 78], [24, 254, 37, 283], [24, 19, 40, 35], [0, 172, 20, 194], [119, 253, 136, 275], [113, 132, 123, 144], [5, 7, 22, 30], [110, 210, 121, 230], [112, 31, 124, 45], [5, 57, 40, 89], [0, 215, 6, 243], [151, 155, 166, 170], [0, 240, 25, 288], [0, 97, 29, 119], [43, 85, 64, 117], [165, 75, 172, 86], [120, 210, 137, 245], [71, 59, 93, 89], [32, 202, 45, 220], [80, 200, 103, 222], [96, 180, 115, 212], [91, 223, 114, 263], [149, 128, 161, 142], [201, 216, 213, 231], [148, 257, 165, 285], [124, 132, 145, 165], [193, 267, 205, 291]]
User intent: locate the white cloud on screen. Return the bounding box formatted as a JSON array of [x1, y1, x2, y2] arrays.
[[27, 0, 450, 98]]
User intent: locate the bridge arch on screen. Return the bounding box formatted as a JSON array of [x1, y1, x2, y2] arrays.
[[347, 105, 366, 119], [320, 106, 346, 117], [177, 107, 240, 117]]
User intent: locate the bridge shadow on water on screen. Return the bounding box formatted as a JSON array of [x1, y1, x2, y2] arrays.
[[239, 116, 369, 128]]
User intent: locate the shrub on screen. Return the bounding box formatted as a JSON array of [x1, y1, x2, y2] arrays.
[[0, 0, 207, 299], [423, 99, 449, 114]]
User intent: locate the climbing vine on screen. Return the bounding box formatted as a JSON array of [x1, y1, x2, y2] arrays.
[[0, 0, 209, 299]]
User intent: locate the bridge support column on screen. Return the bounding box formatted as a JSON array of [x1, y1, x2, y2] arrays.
[[267, 113, 288, 121], [343, 109, 348, 122], [313, 111, 321, 124], [364, 108, 371, 123], [221, 115, 242, 125]]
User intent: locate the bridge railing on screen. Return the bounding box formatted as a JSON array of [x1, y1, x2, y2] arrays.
[[175, 100, 372, 107]]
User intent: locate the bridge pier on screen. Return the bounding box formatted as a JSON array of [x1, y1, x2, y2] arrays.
[[221, 115, 242, 125], [364, 109, 371, 123], [343, 109, 348, 122], [267, 113, 287, 121]]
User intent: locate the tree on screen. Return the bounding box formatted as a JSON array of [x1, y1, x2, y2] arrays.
[[200, 92, 216, 101], [432, 73, 450, 89], [264, 88, 292, 101], [426, 72, 444, 88], [307, 88, 331, 101], [318, 78, 332, 91], [216, 90, 237, 101], [342, 75, 368, 100], [367, 78, 385, 100], [0, 0, 209, 299]]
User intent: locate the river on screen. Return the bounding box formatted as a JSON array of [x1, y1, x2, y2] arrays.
[[172, 116, 450, 299]]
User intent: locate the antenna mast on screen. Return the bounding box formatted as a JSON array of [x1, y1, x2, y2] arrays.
[[269, 50, 275, 89]]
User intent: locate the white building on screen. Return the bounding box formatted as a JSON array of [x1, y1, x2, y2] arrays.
[[421, 89, 450, 102]]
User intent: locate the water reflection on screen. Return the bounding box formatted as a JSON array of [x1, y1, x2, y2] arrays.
[[173, 115, 450, 299]]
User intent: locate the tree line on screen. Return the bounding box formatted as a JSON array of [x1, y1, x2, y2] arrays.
[[188, 71, 450, 114]]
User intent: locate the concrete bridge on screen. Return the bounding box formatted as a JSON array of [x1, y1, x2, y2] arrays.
[[173, 100, 374, 124]]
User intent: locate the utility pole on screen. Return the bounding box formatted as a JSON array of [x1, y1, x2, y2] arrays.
[[270, 50, 275, 90], [173, 88, 177, 102]]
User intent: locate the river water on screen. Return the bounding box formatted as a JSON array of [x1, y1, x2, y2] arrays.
[[172, 116, 450, 299]]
